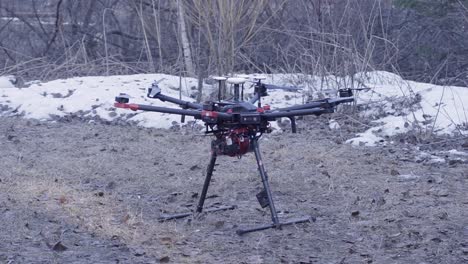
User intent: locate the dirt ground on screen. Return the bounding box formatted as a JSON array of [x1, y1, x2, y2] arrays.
[[0, 116, 467, 264]]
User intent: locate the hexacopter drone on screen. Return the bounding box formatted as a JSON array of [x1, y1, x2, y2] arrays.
[[114, 76, 353, 235]]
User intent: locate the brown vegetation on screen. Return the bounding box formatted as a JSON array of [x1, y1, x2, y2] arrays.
[[1, 0, 468, 86]]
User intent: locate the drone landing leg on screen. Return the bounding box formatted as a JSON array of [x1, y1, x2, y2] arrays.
[[236, 139, 311, 235], [252, 139, 279, 226], [158, 151, 235, 221], [196, 151, 217, 213]]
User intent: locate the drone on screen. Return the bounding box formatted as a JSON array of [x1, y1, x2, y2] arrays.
[[114, 76, 354, 235]]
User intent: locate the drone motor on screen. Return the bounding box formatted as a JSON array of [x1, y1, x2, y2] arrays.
[[338, 88, 353, 97], [115, 93, 130, 103]]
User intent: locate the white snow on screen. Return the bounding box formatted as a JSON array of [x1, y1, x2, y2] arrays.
[[415, 151, 447, 164], [0, 76, 16, 88], [346, 71, 468, 146], [445, 149, 468, 156], [329, 119, 341, 130], [0, 74, 203, 129], [1, 71, 468, 145], [397, 174, 421, 181], [0, 72, 304, 131], [245, 71, 468, 144]]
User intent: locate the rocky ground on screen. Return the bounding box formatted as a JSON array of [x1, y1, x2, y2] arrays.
[[0, 116, 467, 264]]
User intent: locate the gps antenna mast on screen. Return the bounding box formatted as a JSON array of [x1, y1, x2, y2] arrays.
[[227, 77, 247, 102], [253, 76, 267, 107], [213, 76, 227, 101]]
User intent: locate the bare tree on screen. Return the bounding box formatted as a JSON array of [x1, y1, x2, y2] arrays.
[[0, 0, 467, 85], [176, 0, 195, 76]]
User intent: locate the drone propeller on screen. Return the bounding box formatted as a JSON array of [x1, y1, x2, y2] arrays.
[[212, 75, 302, 92], [248, 75, 302, 92], [263, 84, 302, 92]]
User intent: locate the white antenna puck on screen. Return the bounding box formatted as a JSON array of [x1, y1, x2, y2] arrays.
[[227, 77, 247, 84], [212, 76, 227, 81]]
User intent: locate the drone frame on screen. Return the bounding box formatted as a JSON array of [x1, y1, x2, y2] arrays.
[[114, 77, 353, 235]]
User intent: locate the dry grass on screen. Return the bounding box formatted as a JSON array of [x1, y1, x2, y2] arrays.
[[0, 117, 467, 263]]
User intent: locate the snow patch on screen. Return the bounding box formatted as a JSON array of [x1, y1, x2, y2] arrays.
[[346, 130, 385, 147], [0, 74, 202, 127], [347, 72, 468, 146], [0, 76, 16, 88], [1, 71, 468, 140], [445, 149, 468, 156], [329, 119, 340, 130]]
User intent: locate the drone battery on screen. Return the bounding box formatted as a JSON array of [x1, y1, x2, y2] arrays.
[[239, 113, 261, 124]]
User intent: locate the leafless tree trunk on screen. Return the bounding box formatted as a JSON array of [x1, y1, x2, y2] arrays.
[[176, 0, 195, 77]]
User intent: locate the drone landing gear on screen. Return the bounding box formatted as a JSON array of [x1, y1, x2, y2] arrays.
[[158, 152, 236, 221], [236, 139, 311, 235], [158, 205, 236, 221], [158, 138, 312, 235]]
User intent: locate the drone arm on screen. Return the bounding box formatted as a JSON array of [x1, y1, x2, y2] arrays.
[[277, 97, 354, 112], [276, 101, 325, 111], [248, 93, 260, 105], [150, 93, 203, 110], [264, 107, 334, 119], [147, 84, 202, 109], [115, 102, 234, 121], [115, 102, 203, 118]]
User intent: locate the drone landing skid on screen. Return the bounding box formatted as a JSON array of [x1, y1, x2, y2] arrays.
[[158, 205, 236, 221], [236, 138, 312, 235], [159, 137, 312, 235], [236, 216, 312, 235]]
